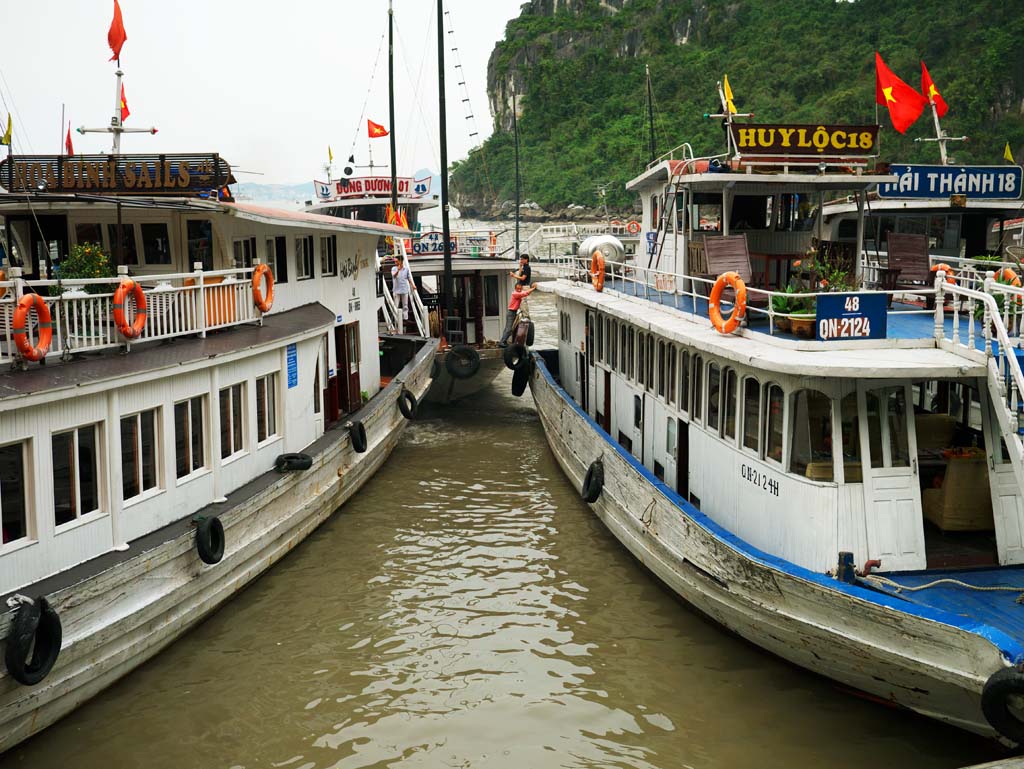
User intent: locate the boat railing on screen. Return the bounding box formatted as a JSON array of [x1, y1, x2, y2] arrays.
[[410, 286, 430, 337], [0, 262, 260, 364], [379, 278, 400, 333]]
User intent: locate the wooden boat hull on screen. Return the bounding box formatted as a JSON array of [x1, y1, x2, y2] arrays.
[[528, 352, 1022, 741], [425, 347, 505, 404], [0, 339, 437, 752]]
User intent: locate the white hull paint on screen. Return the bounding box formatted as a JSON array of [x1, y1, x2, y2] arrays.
[[425, 348, 505, 404], [0, 340, 437, 752], [529, 355, 1017, 740]]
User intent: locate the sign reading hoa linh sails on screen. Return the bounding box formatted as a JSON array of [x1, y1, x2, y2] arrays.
[[0, 154, 235, 197], [729, 124, 880, 157], [878, 164, 1022, 200], [314, 176, 433, 202]]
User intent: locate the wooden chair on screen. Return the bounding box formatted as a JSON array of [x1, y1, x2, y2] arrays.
[[700, 233, 769, 316]]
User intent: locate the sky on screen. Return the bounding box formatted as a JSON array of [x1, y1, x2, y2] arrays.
[[0, 0, 526, 186]]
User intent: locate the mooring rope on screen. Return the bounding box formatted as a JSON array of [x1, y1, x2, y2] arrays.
[[863, 574, 1024, 604]]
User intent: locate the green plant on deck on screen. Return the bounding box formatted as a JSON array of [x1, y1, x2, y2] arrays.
[[974, 269, 1023, 324], [51, 242, 116, 296], [361, 390, 369, 404]]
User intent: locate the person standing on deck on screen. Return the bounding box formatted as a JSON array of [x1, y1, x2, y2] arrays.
[[391, 254, 415, 328], [509, 253, 532, 318], [499, 281, 537, 347]]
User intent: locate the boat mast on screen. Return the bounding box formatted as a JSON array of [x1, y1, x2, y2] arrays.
[[512, 83, 520, 258], [437, 0, 453, 317], [388, 0, 398, 232], [646, 64, 655, 165]]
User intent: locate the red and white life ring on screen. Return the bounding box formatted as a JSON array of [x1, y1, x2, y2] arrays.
[[626, 220, 641, 235]]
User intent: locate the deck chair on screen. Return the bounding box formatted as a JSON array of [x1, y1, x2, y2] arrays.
[[700, 233, 770, 318], [884, 232, 934, 308]]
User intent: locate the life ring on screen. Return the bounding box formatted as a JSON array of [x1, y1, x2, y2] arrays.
[[4, 596, 62, 686], [511, 358, 531, 397], [252, 263, 274, 313], [610, 219, 623, 228], [997, 267, 1022, 287], [112, 279, 147, 340], [274, 452, 313, 472], [13, 293, 53, 362], [398, 388, 417, 419], [708, 271, 747, 335], [0, 269, 6, 299], [582, 460, 604, 503], [929, 263, 956, 284], [982, 665, 1024, 744], [349, 420, 368, 454], [590, 251, 605, 292], [445, 345, 480, 379], [503, 343, 529, 371], [626, 220, 641, 235], [195, 516, 225, 565]]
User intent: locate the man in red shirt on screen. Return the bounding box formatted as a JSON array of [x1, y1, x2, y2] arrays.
[[499, 281, 537, 347]]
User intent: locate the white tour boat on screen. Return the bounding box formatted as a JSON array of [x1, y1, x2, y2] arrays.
[[528, 99, 1024, 744], [0, 151, 436, 751]]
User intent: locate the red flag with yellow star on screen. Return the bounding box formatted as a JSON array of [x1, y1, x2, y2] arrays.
[[367, 119, 389, 138], [920, 61, 948, 118], [875, 52, 927, 134], [120, 84, 130, 122]]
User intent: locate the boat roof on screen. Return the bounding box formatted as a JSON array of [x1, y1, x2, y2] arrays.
[[822, 196, 1024, 219], [405, 256, 515, 273], [626, 160, 895, 195]]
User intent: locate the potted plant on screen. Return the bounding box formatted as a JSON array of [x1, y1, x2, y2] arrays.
[[771, 284, 800, 333], [51, 242, 116, 296], [974, 268, 1022, 334]]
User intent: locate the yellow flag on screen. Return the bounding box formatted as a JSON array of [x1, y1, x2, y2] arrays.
[[1005, 141, 1016, 164], [328, 145, 334, 163], [723, 75, 737, 115], [0, 113, 11, 146]]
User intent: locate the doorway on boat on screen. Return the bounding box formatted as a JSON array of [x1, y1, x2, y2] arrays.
[[4, 214, 69, 280], [911, 380, 998, 569], [335, 322, 362, 414]]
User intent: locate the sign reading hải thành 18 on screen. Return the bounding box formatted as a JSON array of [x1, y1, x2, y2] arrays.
[[878, 164, 1022, 200], [729, 124, 880, 157], [0, 154, 234, 197], [815, 293, 887, 341]]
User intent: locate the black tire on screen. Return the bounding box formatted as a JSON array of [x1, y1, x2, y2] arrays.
[[502, 344, 528, 371], [399, 389, 417, 419], [274, 453, 313, 472], [350, 420, 368, 454], [430, 358, 441, 379], [446, 345, 481, 380], [196, 516, 225, 565], [511, 361, 531, 397], [982, 665, 1024, 744], [4, 597, 62, 686], [582, 460, 604, 503], [525, 321, 535, 347]]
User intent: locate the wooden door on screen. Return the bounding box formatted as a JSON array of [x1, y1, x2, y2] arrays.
[[578, 352, 588, 414], [335, 322, 362, 414], [602, 370, 612, 433], [677, 419, 689, 499]]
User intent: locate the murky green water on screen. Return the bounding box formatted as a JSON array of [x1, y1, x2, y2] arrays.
[[2, 293, 1003, 768]]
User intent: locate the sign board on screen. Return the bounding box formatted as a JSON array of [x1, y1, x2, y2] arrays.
[[815, 293, 887, 341], [412, 231, 458, 255], [0, 153, 234, 197], [286, 343, 298, 389], [730, 124, 879, 157], [314, 175, 432, 202], [646, 231, 657, 256], [878, 164, 1022, 200]]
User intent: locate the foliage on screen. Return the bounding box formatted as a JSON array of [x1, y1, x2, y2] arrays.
[[974, 269, 1023, 321], [453, 0, 1024, 212], [771, 281, 815, 315], [52, 242, 116, 296]]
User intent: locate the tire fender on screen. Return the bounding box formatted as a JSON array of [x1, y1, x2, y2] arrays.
[[4, 596, 62, 686], [983, 665, 1024, 745], [350, 420, 368, 454], [399, 389, 417, 420], [582, 459, 604, 503], [195, 516, 225, 565]]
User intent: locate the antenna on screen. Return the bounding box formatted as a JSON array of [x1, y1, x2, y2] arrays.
[[77, 69, 157, 154]]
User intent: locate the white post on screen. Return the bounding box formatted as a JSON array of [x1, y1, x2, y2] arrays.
[[984, 271, 995, 358], [855, 193, 866, 289], [934, 272, 945, 341], [929, 101, 947, 166], [112, 69, 124, 155], [195, 261, 207, 338]]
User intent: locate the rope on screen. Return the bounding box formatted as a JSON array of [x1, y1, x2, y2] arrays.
[[863, 574, 1024, 604]]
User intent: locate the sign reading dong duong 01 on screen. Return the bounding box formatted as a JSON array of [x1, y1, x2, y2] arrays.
[[730, 124, 880, 156], [878, 164, 1022, 200]]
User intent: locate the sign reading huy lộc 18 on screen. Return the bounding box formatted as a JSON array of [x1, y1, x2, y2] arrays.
[[815, 293, 887, 341], [730, 124, 880, 156], [878, 164, 1022, 200]]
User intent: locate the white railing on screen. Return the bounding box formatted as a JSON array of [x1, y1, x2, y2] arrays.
[[379, 280, 400, 333], [0, 262, 260, 364]]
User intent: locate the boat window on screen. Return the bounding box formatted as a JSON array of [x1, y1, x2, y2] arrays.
[[596, 315, 604, 363], [233, 237, 256, 269], [271, 236, 288, 284], [219, 383, 246, 460], [839, 393, 863, 482], [52, 424, 101, 527], [634, 395, 642, 429], [320, 235, 338, 276], [74, 223, 103, 247], [886, 389, 910, 467], [174, 396, 206, 480], [637, 332, 645, 385], [765, 384, 784, 463], [628, 328, 635, 379], [296, 236, 315, 280], [121, 408, 160, 502], [647, 336, 654, 391], [107, 223, 138, 265], [484, 275, 500, 316], [651, 195, 659, 230], [707, 363, 721, 432], [140, 223, 171, 265], [619, 323, 626, 374], [186, 220, 213, 271], [586, 312, 594, 367], [789, 390, 833, 480], [657, 341, 666, 398], [610, 321, 618, 370], [0, 440, 29, 545], [667, 417, 677, 458], [256, 373, 279, 444], [723, 368, 738, 440], [667, 346, 677, 405], [743, 377, 760, 452], [692, 355, 703, 422]]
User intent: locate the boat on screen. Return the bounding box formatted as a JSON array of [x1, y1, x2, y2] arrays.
[[527, 79, 1024, 745]]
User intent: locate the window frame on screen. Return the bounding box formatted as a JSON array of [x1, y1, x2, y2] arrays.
[[219, 382, 247, 461], [140, 222, 172, 266], [296, 235, 315, 280], [320, 234, 338, 277], [742, 376, 761, 455], [255, 372, 280, 445], [120, 407, 161, 504], [764, 383, 785, 466], [0, 439, 32, 548], [51, 422, 104, 529], [174, 395, 207, 483]]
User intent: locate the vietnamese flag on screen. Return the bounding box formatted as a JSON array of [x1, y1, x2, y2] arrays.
[[65, 122, 74, 156], [875, 52, 928, 134], [367, 119, 389, 138], [920, 61, 948, 118], [120, 84, 130, 122], [108, 0, 127, 62]]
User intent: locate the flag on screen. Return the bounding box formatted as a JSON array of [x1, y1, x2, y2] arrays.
[[328, 145, 334, 163], [1006, 142, 1016, 164], [120, 84, 130, 122], [368, 119, 389, 138], [875, 52, 928, 134], [0, 113, 10, 146], [108, 0, 127, 62], [723, 75, 737, 115], [65, 122, 74, 156], [920, 61, 948, 118]]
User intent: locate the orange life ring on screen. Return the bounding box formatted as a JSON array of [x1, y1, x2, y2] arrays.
[[997, 267, 1022, 287], [709, 271, 747, 334], [252, 263, 274, 313], [930, 263, 956, 284], [610, 219, 622, 228], [626, 220, 641, 235], [590, 250, 605, 292], [113, 279, 148, 340], [13, 293, 52, 362]]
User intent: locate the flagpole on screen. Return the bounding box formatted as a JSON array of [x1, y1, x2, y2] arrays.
[[388, 0, 398, 234], [929, 101, 948, 166], [112, 69, 123, 155], [512, 83, 520, 259], [60, 103, 65, 156], [437, 0, 453, 319]]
